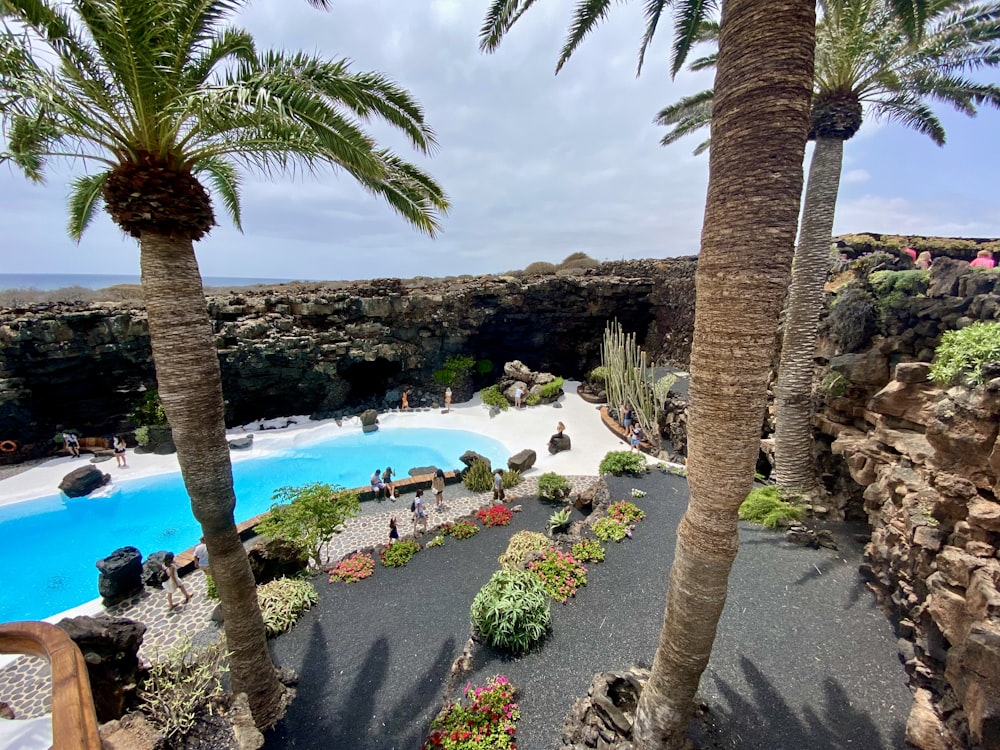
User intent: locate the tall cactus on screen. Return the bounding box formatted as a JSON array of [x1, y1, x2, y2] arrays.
[[600, 321, 661, 451]]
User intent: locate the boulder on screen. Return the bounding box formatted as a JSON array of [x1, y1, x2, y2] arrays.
[[362, 423, 379, 433], [945, 624, 1000, 749], [459, 450, 490, 471], [359, 409, 379, 427], [228, 434, 254, 450], [99, 712, 164, 750], [895, 362, 933, 384], [58, 465, 111, 498], [135, 425, 176, 455], [56, 615, 146, 723], [508, 449, 536, 473], [408, 465, 439, 477], [548, 434, 572, 454], [141, 550, 170, 588], [246, 537, 309, 585], [829, 350, 890, 389], [96, 547, 144, 605]]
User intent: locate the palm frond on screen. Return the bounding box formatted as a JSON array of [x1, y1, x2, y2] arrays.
[[888, 0, 932, 39], [67, 171, 109, 239], [354, 149, 450, 236], [870, 91, 946, 143], [654, 88, 713, 152], [195, 156, 242, 230], [670, 0, 716, 76], [479, 0, 541, 53], [556, 0, 615, 73], [636, 0, 669, 76]]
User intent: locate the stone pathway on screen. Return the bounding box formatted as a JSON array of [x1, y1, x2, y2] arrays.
[[0, 474, 600, 720]]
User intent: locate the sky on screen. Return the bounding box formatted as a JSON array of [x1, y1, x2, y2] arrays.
[[2, 0, 999, 282]]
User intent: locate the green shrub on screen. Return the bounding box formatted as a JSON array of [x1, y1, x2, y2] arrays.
[[481, 385, 510, 411], [498, 531, 552, 568], [525, 393, 541, 406], [327, 553, 375, 584], [930, 322, 1000, 386], [571, 538, 605, 563], [587, 366, 608, 384], [134, 426, 151, 447], [819, 371, 849, 398], [539, 377, 564, 399], [380, 539, 421, 567], [738, 486, 805, 528], [599, 451, 646, 476], [205, 574, 218, 600], [593, 517, 630, 543], [426, 534, 446, 548], [470, 568, 551, 654], [502, 469, 522, 489], [433, 354, 475, 386], [538, 472, 571, 501], [475, 358, 494, 375], [827, 283, 877, 352], [547, 506, 572, 534], [443, 520, 480, 540], [851, 251, 904, 276], [254, 483, 359, 568], [608, 500, 645, 525], [463, 459, 494, 492], [139, 639, 227, 741], [131, 390, 168, 426], [524, 261, 557, 275], [257, 578, 318, 637]]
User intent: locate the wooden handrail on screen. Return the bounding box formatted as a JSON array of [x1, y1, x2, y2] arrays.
[[0, 621, 101, 749]]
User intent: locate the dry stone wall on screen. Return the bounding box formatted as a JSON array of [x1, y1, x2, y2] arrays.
[[812, 260, 1000, 749]]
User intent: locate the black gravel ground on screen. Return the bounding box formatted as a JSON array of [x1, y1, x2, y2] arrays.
[[265, 471, 909, 750]]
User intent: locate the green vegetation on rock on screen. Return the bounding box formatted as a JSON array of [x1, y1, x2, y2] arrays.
[[930, 322, 1000, 386], [738, 486, 805, 528]]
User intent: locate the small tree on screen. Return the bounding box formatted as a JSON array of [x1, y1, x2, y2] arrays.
[[255, 484, 360, 569]]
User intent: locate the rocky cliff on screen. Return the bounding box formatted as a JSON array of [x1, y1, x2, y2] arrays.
[[812, 259, 1000, 749], [0, 259, 696, 454]]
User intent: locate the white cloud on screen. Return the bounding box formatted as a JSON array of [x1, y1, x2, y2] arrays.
[[841, 169, 870, 184]]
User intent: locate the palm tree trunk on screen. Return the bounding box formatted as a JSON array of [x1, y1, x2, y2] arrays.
[[773, 136, 844, 491], [630, 1, 815, 747], [139, 233, 285, 728]]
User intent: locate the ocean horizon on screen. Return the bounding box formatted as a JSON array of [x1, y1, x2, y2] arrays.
[[0, 273, 300, 292]]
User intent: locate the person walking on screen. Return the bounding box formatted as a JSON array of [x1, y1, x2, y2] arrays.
[[514, 386, 523, 409], [444, 387, 452, 412], [492, 469, 506, 502], [389, 516, 399, 542], [412, 490, 427, 536], [431, 468, 446, 510], [113, 434, 128, 467], [162, 552, 192, 609], [630, 422, 644, 453]]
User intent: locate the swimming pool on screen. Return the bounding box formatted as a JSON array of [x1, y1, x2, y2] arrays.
[[0, 427, 506, 622]]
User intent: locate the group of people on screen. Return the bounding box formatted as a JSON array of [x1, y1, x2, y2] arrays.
[[902, 246, 995, 269], [61, 431, 128, 467], [619, 404, 645, 452], [383, 467, 447, 538]]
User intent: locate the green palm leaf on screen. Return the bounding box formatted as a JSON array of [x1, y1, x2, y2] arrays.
[[66, 171, 110, 240]]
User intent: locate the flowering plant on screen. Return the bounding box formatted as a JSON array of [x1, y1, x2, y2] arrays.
[[609, 500, 645, 524], [570, 538, 605, 563], [630, 488, 647, 498], [593, 517, 630, 543], [328, 553, 375, 583], [423, 675, 520, 749], [476, 504, 513, 527], [528, 548, 587, 603], [379, 539, 421, 568], [442, 520, 480, 540], [426, 534, 446, 548]]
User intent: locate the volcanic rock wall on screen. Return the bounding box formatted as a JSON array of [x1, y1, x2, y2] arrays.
[[812, 259, 1000, 749], [0, 259, 696, 453]]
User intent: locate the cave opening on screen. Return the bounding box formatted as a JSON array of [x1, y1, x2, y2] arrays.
[[342, 358, 403, 401]]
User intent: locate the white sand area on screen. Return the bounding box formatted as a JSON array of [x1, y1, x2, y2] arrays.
[[0, 382, 639, 509]]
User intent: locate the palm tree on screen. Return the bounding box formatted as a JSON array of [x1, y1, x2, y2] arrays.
[[482, 1, 817, 746], [658, 0, 1000, 493], [0, 0, 447, 729]]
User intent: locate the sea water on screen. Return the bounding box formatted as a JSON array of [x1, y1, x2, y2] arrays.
[[0, 273, 301, 291], [0, 427, 505, 622]]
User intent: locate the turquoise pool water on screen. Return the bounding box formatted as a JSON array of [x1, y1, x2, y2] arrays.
[[0, 427, 506, 622]]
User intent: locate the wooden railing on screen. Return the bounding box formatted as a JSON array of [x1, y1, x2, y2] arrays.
[[0, 621, 101, 749]]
